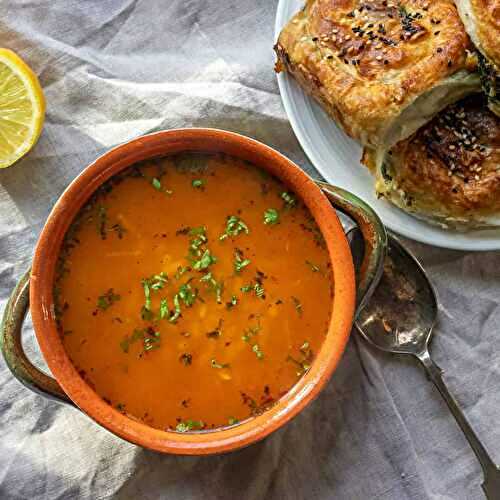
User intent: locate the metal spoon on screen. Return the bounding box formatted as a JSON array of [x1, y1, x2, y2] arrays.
[[349, 228, 500, 500]]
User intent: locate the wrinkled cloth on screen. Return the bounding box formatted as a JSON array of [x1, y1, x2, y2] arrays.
[[1, 2, 499, 499]]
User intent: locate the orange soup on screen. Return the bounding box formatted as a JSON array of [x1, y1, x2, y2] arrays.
[[55, 153, 333, 431]]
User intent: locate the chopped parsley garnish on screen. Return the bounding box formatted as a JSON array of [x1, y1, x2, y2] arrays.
[[175, 420, 204, 432], [150, 273, 169, 290], [143, 330, 161, 351], [97, 206, 125, 240], [180, 353, 192, 366], [220, 215, 249, 241], [252, 344, 264, 360], [175, 266, 189, 280], [169, 294, 182, 323], [141, 272, 168, 319], [234, 250, 251, 273], [97, 205, 107, 239], [281, 191, 297, 207], [192, 179, 205, 189], [291, 296, 302, 316], [120, 328, 159, 354], [200, 272, 223, 303], [189, 226, 206, 236], [263, 208, 279, 225], [200, 271, 214, 284], [96, 289, 120, 311], [241, 281, 265, 299], [193, 248, 217, 271], [178, 282, 197, 306], [228, 417, 239, 425], [142, 273, 168, 304], [185, 227, 217, 271], [120, 329, 144, 353], [151, 177, 172, 195], [305, 260, 321, 273], [141, 306, 154, 321], [287, 341, 314, 376], [158, 298, 169, 320], [254, 282, 265, 298], [188, 228, 207, 257], [226, 295, 238, 309], [300, 341, 311, 353], [211, 358, 230, 369], [167, 282, 196, 323], [242, 319, 261, 343]]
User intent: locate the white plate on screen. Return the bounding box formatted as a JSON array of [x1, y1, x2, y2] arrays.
[[275, 0, 500, 251]]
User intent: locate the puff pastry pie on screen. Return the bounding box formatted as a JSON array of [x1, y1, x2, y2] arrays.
[[454, 0, 500, 116], [275, 0, 479, 149], [363, 94, 500, 229]]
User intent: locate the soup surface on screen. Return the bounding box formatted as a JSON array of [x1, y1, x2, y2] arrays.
[[55, 153, 333, 431]]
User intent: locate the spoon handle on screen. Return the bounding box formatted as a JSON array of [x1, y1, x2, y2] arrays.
[[418, 349, 500, 499]]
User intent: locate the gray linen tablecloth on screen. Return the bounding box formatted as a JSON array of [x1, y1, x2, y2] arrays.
[[1, 2, 499, 499]]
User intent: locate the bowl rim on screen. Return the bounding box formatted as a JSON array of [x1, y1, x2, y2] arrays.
[[30, 127, 355, 455]]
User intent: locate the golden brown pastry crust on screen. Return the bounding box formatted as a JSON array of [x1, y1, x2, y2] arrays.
[[369, 94, 500, 227], [455, 0, 500, 116], [455, 0, 500, 67], [275, 0, 477, 148]]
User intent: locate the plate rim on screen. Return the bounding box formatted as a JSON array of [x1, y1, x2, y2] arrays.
[[274, 0, 500, 252]]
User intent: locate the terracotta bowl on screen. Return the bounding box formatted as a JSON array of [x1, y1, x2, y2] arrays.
[[0, 129, 386, 455]]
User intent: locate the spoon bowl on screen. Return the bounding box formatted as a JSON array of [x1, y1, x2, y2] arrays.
[[354, 233, 437, 355]]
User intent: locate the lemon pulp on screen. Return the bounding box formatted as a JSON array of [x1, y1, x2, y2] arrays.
[[0, 48, 45, 168]]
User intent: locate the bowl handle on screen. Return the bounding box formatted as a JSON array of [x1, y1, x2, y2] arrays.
[[0, 269, 74, 405], [317, 181, 387, 316]]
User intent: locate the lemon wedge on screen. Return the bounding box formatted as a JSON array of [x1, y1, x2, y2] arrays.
[[0, 48, 45, 168]]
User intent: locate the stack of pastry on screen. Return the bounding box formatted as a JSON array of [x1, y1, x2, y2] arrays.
[[275, 0, 499, 229]]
